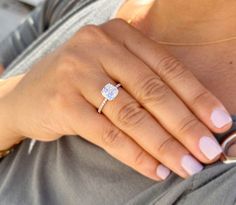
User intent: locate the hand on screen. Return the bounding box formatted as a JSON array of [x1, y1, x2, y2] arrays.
[[3, 19, 232, 180]]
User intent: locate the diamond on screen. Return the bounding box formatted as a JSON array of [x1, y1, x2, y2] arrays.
[[101, 83, 119, 101]]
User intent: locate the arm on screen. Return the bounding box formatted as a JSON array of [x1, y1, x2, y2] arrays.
[[0, 75, 26, 150]]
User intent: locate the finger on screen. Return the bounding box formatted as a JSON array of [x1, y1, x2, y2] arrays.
[[98, 21, 224, 162], [101, 19, 232, 133], [90, 35, 222, 164], [77, 71, 203, 178], [67, 95, 170, 181]]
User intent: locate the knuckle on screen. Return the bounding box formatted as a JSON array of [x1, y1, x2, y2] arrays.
[[134, 149, 148, 167], [78, 25, 101, 37], [49, 91, 70, 110], [102, 127, 123, 147], [77, 24, 112, 44], [156, 137, 175, 155], [191, 90, 210, 107], [177, 116, 200, 136], [55, 51, 77, 77], [157, 55, 187, 81], [117, 101, 145, 129], [138, 76, 169, 105], [108, 18, 129, 28]]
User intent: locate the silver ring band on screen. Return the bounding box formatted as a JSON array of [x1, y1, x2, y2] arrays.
[[98, 83, 121, 114], [221, 131, 236, 164]]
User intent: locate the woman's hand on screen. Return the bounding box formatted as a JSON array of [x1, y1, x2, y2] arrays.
[[2, 19, 232, 180]]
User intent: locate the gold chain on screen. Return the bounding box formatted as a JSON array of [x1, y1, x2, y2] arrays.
[[128, 17, 236, 46]]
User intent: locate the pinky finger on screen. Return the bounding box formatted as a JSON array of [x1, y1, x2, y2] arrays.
[[70, 100, 170, 181]]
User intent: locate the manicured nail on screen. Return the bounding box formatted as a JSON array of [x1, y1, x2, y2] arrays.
[[211, 108, 232, 128], [156, 164, 170, 180], [181, 155, 203, 176], [199, 136, 222, 160]]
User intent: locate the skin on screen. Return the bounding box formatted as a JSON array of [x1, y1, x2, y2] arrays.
[[117, 0, 236, 164], [117, 0, 236, 113], [0, 65, 4, 74], [0, 0, 234, 181]]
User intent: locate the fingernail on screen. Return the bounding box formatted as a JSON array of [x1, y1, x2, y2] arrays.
[[199, 136, 222, 160], [211, 108, 232, 128], [156, 164, 170, 180], [181, 155, 203, 176]]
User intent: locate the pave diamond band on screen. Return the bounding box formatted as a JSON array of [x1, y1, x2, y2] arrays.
[[98, 83, 121, 114]]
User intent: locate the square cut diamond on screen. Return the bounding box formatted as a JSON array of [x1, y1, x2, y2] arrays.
[[101, 83, 119, 101]]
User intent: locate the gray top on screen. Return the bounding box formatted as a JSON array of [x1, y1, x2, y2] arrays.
[[1, 1, 236, 205]]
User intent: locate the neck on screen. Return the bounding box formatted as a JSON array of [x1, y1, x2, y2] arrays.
[[143, 0, 236, 43], [116, 0, 236, 114]]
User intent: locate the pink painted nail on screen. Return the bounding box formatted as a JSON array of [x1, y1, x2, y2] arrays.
[[199, 136, 222, 160], [211, 108, 232, 128], [181, 155, 203, 176], [156, 165, 170, 180]]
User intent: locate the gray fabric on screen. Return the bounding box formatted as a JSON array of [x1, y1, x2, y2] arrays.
[[0, 0, 236, 204], [0, 0, 88, 68]]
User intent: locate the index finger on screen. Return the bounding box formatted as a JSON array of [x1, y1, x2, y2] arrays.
[[101, 19, 232, 133]]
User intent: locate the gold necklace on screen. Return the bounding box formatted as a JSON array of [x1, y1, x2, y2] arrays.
[[128, 16, 236, 46]]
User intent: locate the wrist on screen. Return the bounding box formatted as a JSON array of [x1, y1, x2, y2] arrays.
[[0, 75, 26, 150]]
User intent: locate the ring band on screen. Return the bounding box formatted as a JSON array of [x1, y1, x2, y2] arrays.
[[98, 83, 121, 114], [220, 131, 236, 164]]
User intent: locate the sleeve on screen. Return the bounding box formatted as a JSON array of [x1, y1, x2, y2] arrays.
[[0, 0, 81, 68]]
